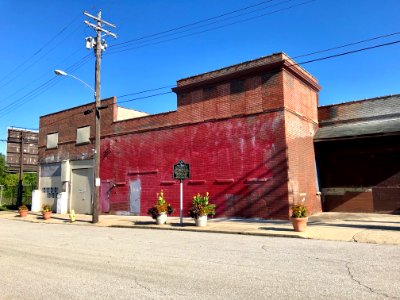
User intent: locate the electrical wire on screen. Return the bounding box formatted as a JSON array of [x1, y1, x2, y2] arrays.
[[110, 0, 278, 49], [0, 54, 94, 117], [106, 0, 315, 56], [40, 91, 174, 129], [39, 36, 400, 130], [292, 39, 400, 67], [113, 29, 400, 100], [0, 47, 88, 107], [110, 0, 293, 52], [118, 85, 175, 98], [0, 13, 82, 87]]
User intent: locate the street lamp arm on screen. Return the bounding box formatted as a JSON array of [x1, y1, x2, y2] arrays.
[[54, 69, 95, 97], [66, 74, 95, 94]]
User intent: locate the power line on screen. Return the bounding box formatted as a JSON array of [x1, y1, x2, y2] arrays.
[[117, 91, 173, 104], [0, 53, 92, 114], [117, 85, 175, 98], [110, 0, 294, 52], [39, 91, 172, 130], [293, 39, 400, 67], [292, 30, 400, 59], [0, 13, 82, 87], [106, 0, 315, 56], [110, 0, 278, 49], [0, 47, 87, 107], [112, 29, 400, 99], [0, 53, 94, 117], [39, 36, 400, 132]]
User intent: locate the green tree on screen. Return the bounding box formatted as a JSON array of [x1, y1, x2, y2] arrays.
[[0, 153, 7, 184]]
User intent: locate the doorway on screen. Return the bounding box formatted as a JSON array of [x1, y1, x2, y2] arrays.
[[71, 168, 93, 214]]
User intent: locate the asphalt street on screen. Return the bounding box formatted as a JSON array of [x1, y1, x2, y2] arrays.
[[0, 218, 399, 299]]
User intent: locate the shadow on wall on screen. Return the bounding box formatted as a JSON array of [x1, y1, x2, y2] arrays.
[[210, 146, 290, 219]]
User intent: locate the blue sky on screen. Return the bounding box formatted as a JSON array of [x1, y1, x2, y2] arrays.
[[1, 0, 400, 154]]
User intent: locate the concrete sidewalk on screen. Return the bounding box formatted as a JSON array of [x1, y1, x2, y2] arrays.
[[1, 211, 399, 245]]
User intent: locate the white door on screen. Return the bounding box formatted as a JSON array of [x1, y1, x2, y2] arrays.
[[71, 168, 93, 214]]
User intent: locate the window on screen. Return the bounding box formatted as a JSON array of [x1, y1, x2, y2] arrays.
[[46, 132, 58, 149], [76, 126, 90, 144], [230, 79, 245, 94], [203, 85, 216, 100]]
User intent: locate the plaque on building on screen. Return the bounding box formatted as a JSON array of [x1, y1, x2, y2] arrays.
[[173, 160, 190, 180]]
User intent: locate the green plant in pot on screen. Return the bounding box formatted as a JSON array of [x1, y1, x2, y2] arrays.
[[147, 190, 174, 225], [18, 204, 29, 217], [42, 204, 52, 220], [290, 204, 308, 232], [189, 192, 215, 227]]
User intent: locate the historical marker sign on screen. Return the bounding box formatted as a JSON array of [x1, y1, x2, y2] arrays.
[[173, 160, 190, 180], [174, 160, 190, 226]]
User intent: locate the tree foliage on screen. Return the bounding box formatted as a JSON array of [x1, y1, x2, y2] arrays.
[[0, 153, 37, 205]]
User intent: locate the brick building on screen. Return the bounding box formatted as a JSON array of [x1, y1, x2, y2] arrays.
[[38, 52, 322, 219], [315, 95, 400, 213]]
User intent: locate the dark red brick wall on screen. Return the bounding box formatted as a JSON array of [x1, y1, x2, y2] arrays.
[[39, 53, 322, 219], [102, 112, 289, 219], [283, 70, 321, 215]]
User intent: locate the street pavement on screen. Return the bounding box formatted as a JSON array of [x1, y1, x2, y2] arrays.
[[0, 218, 399, 299], [0, 210, 399, 245]]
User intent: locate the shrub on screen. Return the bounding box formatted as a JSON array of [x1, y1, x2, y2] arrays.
[[291, 204, 308, 218], [189, 192, 215, 219], [147, 190, 174, 220]]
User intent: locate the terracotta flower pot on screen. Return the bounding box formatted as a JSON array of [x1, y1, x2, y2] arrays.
[[42, 211, 52, 220], [19, 209, 28, 217], [291, 217, 308, 232]]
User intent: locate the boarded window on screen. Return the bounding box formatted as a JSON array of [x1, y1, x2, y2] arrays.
[[46, 132, 58, 149], [40, 163, 61, 177], [262, 71, 278, 85], [203, 85, 216, 100], [230, 79, 245, 94], [76, 126, 90, 144]]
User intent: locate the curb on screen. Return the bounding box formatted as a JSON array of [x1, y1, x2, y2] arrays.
[[109, 223, 308, 239]]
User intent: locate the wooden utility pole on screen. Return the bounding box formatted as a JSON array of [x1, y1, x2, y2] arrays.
[[84, 10, 116, 223], [16, 132, 24, 207]]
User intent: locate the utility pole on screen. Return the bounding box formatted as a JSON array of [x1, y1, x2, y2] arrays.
[[16, 132, 24, 207], [84, 10, 116, 223]]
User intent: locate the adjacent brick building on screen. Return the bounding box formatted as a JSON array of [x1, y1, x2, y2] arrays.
[[315, 95, 400, 213], [38, 52, 322, 219]]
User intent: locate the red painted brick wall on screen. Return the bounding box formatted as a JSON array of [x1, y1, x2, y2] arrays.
[[39, 53, 322, 219], [102, 112, 289, 219]]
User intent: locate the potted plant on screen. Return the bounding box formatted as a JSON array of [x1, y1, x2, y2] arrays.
[[147, 190, 174, 225], [18, 204, 29, 217], [290, 204, 308, 232], [189, 192, 215, 227], [42, 204, 52, 220]]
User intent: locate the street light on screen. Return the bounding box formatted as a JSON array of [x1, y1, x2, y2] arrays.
[[54, 70, 95, 96], [54, 69, 100, 223]]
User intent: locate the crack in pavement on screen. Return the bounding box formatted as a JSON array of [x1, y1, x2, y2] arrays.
[[345, 262, 393, 299], [352, 229, 369, 243], [132, 275, 167, 298]]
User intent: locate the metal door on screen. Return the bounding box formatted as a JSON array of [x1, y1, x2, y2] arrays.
[[129, 180, 141, 215], [100, 180, 111, 213], [71, 168, 93, 214]]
